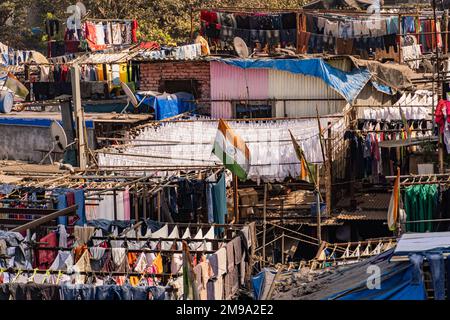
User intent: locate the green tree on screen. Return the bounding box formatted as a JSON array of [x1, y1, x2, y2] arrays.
[[2, 0, 309, 49], [0, 0, 30, 48]]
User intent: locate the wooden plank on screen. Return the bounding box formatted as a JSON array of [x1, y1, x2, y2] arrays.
[[0, 208, 56, 215], [0, 219, 56, 226], [11, 205, 77, 233]]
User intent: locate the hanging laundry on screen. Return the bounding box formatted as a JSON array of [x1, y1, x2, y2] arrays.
[[404, 184, 438, 233]]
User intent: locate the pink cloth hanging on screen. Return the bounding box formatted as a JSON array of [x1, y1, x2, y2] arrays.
[[123, 186, 131, 221]]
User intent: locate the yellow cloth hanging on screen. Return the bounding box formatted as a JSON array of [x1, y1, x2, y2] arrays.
[[96, 65, 104, 81], [152, 253, 163, 274], [129, 276, 139, 287], [119, 64, 128, 83]]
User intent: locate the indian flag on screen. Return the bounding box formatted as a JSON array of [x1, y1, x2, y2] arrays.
[[387, 167, 400, 231], [212, 119, 250, 180]]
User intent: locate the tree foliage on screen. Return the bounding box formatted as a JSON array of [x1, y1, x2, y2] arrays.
[[1, 0, 309, 49], [0, 0, 33, 48]]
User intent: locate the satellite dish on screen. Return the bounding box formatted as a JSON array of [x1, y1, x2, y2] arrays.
[[195, 35, 210, 56], [40, 121, 68, 165], [120, 81, 139, 107], [233, 37, 249, 58], [50, 121, 68, 152], [30, 51, 49, 64]]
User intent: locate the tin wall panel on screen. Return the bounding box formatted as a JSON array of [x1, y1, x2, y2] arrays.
[[210, 61, 269, 118], [268, 69, 347, 118]]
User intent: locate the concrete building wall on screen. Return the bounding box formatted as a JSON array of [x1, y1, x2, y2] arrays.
[[0, 125, 94, 163]]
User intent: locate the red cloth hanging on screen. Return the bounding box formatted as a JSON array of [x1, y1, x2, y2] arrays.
[[132, 19, 138, 43], [435, 99, 450, 133], [37, 232, 58, 269], [85, 21, 107, 51]]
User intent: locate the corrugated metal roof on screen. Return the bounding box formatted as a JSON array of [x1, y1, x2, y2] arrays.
[[336, 211, 387, 221], [72, 52, 133, 64], [133, 55, 207, 62], [335, 192, 390, 221], [337, 192, 390, 210]]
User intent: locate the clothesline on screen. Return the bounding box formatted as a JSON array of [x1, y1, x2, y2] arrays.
[[353, 105, 434, 108], [197, 7, 445, 17], [350, 129, 433, 133], [89, 236, 231, 243], [1, 267, 181, 278], [32, 246, 218, 254]]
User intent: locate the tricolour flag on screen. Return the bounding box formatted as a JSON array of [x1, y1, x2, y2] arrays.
[[4, 72, 29, 99], [182, 241, 199, 300], [387, 167, 400, 231], [212, 119, 250, 180], [289, 130, 316, 185]]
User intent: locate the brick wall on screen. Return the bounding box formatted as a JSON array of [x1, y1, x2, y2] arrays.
[[139, 60, 211, 100]]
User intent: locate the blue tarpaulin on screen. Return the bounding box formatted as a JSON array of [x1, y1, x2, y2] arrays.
[[326, 265, 427, 300], [275, 249, 428, 300], [371, 80, 393, 95], [251, 268, 278, 300], [135, 92, 197, 120], [251, 271, 265, 300], [214, 58, 372, 104]]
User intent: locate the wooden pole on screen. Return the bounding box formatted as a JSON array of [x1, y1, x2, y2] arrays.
[[70, 64, 87, 169], [157, 190, 161, 222], [11, 205, 78, 233], [113, 189, 118, 221], [134, 184, 139, 221], [266, 266, 283, 300], [233, 173, 239, 223], [398, 13, 402, 63], [433, 0, 445, 174], [316, 164, 322, 245], [326, 121, 332, 216], [143, 184, 147, 220]]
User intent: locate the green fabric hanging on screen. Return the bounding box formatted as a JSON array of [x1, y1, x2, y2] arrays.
[[426, 184, 438, 232], [404, 186, 417, 232], [403, 184, 438, 233]]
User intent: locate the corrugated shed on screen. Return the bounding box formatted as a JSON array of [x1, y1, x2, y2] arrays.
[[210, 61, 269, 118], [210, 57, 359, 118], [268, 70, 347, 117]]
